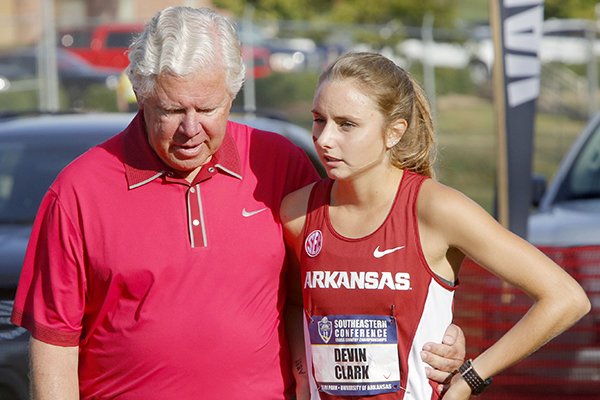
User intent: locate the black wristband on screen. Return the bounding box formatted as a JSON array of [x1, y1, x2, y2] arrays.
[[457, 359, 492, 395]]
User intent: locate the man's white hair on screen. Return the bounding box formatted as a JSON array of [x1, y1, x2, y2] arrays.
[[127, 6, 246, 101]]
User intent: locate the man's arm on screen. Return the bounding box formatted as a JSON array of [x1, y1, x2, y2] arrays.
[[30, 338, 79, 400], [421, 323, 466, 391]]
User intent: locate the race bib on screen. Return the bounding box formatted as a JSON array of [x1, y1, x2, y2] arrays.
[[308, 314, 401, 396]]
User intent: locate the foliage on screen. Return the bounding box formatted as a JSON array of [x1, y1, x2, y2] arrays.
[[213, 0, 327, 20], [214, 0, 458, 27], [544, 0, 599, 19], [409, 64, 476, 95]]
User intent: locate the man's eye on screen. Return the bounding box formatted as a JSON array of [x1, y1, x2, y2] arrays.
[[160, 108, 182, 115]]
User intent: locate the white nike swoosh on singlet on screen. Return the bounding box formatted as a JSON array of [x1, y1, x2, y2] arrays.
[[242, 207, 268, 217], [373, 245, 405, 258]]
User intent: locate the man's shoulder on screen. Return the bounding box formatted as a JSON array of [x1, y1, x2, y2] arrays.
[[53, 132, 125, 189], [227, 119, 299, 149], [226, 119, 318, 187]]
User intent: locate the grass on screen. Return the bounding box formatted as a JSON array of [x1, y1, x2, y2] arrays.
[[455, 0, 489, 24], [435, 94, 587, 213]]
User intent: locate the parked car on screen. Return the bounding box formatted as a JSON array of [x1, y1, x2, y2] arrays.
[[265, 37, 324, 72], [521, 111, 600, 394], [529, 112, 600, 246], [455, 113, 600, 397], [467, 18, 600, 84], [397, 37, 471, 70], [60, 23, 272, 78], [0, 111, 319, 400], [59, 23, 144, 69], [0, 47, 120, 108]]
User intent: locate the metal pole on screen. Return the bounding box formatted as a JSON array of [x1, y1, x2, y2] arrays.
[[38, 0, 60, 111], [588, 8, 600, 117], [422, 12, 436, 121], [241, 4, 256, 118]]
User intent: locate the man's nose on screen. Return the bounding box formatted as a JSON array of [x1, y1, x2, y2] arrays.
[[180, 112, 200, 137]]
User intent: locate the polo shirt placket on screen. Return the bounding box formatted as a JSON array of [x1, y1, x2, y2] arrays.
[[123, 113, 243, 250], [185, 164, 221, 249], [187, 184, 206, 248]]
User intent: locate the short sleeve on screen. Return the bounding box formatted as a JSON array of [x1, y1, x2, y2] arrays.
[[11, 188, 86, 346], [282, 142, 320, 197]]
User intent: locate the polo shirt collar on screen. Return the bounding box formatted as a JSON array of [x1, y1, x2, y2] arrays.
[[123, 111, 242, 189]]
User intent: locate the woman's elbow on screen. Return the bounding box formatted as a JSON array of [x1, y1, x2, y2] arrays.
[[563, 282, 591, 321]]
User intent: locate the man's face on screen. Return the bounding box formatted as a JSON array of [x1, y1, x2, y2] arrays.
[[141, 68, 233, 181]]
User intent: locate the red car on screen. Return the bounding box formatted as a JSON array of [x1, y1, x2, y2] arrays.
[[59, 23, 143, 69], [59, 23, 272, 78]]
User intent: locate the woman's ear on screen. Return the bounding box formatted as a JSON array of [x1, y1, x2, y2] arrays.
[[386, 119, 408, 148]]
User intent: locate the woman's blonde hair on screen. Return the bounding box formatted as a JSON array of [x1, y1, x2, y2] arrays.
[[317, 52, 436, 177]]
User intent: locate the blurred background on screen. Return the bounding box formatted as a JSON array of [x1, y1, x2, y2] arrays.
[[0, 1, 599, 399], [0, 0, 597, 210]]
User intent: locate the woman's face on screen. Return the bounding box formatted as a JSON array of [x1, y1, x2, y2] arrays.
[[311, 79, 390, 180]]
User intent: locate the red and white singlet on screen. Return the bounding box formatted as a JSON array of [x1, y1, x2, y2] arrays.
[[301, 171, 456, 400]]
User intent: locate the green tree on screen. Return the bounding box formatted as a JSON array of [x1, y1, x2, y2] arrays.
[[544, 0, 598, 19], [213, 0, 458, 27]]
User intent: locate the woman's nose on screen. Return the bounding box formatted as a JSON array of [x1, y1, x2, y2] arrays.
[[314, 123, 334, 148]]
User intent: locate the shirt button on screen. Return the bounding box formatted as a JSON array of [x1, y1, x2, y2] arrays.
[[192, 219, 200, 226], [208, 167, 215, 173], [190, 187, 196, 194]]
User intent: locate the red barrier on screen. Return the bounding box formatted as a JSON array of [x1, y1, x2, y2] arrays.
[[453, 246, 600, 399]]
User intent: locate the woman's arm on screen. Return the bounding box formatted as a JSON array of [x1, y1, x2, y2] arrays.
[[418, 180, 591, 399], [281, 184, 315, 399], [284, 250, 311, 400]]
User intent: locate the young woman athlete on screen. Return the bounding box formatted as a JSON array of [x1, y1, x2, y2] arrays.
[[280, 52, 590, 400]]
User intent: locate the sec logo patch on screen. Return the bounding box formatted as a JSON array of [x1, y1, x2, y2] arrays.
[[305, 230, 323, 257]]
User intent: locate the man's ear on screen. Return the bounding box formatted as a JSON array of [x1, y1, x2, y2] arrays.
[[386, 119, 408, 148], [135, 92, 143, 110]]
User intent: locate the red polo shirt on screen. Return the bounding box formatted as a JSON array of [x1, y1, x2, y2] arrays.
[[12, 112, 319, 399]]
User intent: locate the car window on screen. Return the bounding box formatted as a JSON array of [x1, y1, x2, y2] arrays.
[[0, 54, 36, 76], [0, 139, 94, 223], [60, 31, 92, 48], [558, 124, 600, 201], [543, 29, 586, 38], [106, 32, 138, 48]]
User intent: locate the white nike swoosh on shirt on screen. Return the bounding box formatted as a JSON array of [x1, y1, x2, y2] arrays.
[[242, 207, 268, 217], [373, 245, 405, 258]]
